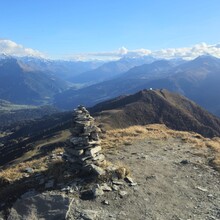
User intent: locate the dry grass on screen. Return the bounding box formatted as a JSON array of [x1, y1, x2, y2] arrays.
[[101, 124, 220, 171], [0, 147, 65, 184], [114, 162, 131, 179], [100, 124, 190, 150], [0, 157, 48, 183]]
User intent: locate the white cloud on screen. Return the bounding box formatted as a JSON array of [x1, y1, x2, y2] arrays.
[[1, 39, 220, 61], [67, 47, 152, 61], [68, 43, 220, 61], [0, 39, 45, 58], [152, 43, 220, 60]]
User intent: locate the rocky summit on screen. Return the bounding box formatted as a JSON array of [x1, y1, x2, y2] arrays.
[[64, 105, 106, 176]]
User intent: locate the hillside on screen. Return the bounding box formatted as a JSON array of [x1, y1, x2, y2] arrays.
[[0, 57, 69, 105], [91, 89, 220, 137]]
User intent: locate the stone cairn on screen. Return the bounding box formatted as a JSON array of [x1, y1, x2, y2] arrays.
[[64, 105, 106, 176]]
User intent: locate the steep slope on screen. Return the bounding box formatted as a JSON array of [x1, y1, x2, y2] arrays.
[[90, 89, 220, 137], [0, 57, 69, 105], [168, 55, 220, 115], [70, 56, 156, 84]]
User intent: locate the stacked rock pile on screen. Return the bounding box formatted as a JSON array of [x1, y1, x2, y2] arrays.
[[64, 105, 106, 176]]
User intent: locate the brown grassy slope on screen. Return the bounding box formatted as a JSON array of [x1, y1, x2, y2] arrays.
[[100, 124, 220, 171], [91, 89, 220, 137]]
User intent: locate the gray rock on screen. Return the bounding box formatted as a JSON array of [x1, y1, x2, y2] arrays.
[[8, 192, 70, 220], [125, 176, 134, 183], [129, 182, 138, 186], [66, 148, 84, 156], [112, 185, 120, 191], [92, 185, 104, 197], [119, 190, 128, 197], [80, 209, 99, 220], [92, 153, 105, 162], [112, 181, 124, 185], [85, 145, 102, 157], [89, 164, 106, 176], [196, 186, 208, 192], [102, 200, 110, 205], [100, 183, 112, 191], [24, 167, 33, 173], [45, 179, 54, 189]]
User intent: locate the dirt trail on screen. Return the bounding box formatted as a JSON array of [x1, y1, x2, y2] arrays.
[[71, 137, 220, 220]]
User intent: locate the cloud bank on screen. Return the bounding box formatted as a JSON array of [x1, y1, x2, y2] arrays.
[[1, 39, 220, 61], [69, 43, 220, 61], [0, 39, 45, 58]]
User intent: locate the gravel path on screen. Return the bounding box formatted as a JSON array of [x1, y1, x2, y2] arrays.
[[69, 137, 220, 220]]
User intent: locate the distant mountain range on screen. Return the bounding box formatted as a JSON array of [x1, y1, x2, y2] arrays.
[[0, 57, 70, 105], [1, 54, 220, 117], [54, 55, 220, 117], [17, 56, 102, 81], [70, 56, 156, 84]]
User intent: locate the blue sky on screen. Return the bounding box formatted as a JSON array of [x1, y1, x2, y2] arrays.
[[0, 0, 220, 59]]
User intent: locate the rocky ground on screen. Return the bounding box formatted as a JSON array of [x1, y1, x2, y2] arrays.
[[3, 134, 220, 220]]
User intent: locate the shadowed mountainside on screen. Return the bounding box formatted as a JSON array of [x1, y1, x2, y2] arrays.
[[0, 57, 69, 105], [90, 89, 220, 137]]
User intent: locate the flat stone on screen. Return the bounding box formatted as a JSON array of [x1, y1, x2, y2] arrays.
[[84, 125, 100, 134], [180, 159, 189, 165], [70, 137, 89, 145], [197, 186, 208, 192], [129, 182, 138, 186], [112, 185, 120, 191], [92, 153, 105, 161], [100, 183, 112, 191], [125, 176, 134, 183], [89, 164, 106, 176], [119, 190, 128, 197], [85, 145, 102, 157], [65, 148, 84, 156], [24, 167, 33, 173], [112, 181, 124, 185], [8, 192, 70, 220], [102, 200, 109, 205], [88, 140, 101, 145], [92, 185, 104, 197], [80, 209, 99, 220]]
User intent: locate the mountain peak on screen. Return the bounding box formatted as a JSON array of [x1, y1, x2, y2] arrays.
[[91, 89, 220, 138]]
